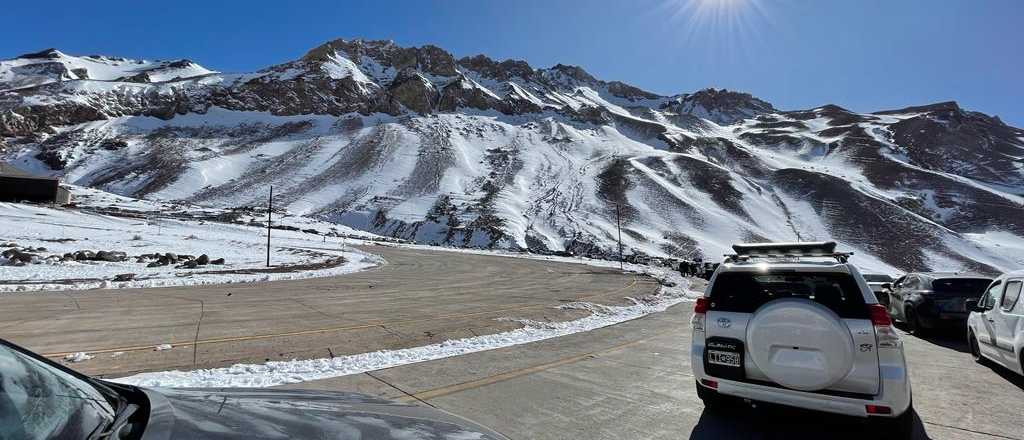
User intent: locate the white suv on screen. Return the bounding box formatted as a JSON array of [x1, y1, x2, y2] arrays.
[[690, 242, 913, 436], [967, 271, 1024, 376]]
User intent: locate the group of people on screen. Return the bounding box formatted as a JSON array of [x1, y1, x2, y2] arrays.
[[677, 260, 718, 280]]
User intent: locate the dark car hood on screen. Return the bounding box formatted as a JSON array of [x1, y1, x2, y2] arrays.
[[139, 387, 506, 440]]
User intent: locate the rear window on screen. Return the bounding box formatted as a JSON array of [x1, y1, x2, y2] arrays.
[[708, 271, 868, 319], [862, 274, 892, 282], [931, 278, 992, 294]]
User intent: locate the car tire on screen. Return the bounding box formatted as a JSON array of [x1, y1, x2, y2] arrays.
[[695, 381, 726, 411], [904, 306, 928, 336], [872, 406, 915, 440], [1018, 350, 1024, 376], [968, 331, 986, 365]]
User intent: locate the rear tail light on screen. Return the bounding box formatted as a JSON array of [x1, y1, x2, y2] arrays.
[[700, 379, 718, 389], [866, 404, 892, 415], [691, 297, 709, 331], [868, 304, 891, 326], [694, 297, 710, 314], [868, 304, 901, 349]]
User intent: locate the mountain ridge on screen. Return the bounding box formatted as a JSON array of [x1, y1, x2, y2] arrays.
[[2, 38, 1022, 274]]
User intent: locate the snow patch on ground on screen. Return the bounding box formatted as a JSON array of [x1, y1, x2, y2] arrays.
[[64, 352, 94, 363], [0, 187, 386, 293]]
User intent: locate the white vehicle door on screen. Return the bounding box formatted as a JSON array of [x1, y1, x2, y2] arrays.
[[993, 279, 1022, 364], [977, 281, 1003, 358]]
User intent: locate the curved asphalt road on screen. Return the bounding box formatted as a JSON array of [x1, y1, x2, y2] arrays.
[[0, 244, 657, 377]]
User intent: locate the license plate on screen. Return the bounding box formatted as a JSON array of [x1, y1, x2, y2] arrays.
[[938, 300, 965, 312], [707, 350, 741, 367]]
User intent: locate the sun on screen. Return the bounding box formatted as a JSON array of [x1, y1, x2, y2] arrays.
[[660, 0, 774, 57], [665, 0, 765, 30]]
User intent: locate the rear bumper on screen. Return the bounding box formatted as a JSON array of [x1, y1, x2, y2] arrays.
[[915, 305, 968, 329], [691, 336, 912, 418]]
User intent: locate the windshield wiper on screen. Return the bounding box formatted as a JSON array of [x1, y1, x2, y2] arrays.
[[88, 403, 140, 440]]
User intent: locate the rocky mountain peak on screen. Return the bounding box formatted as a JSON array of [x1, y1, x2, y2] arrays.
[[301, 39, 458, 77], [301, 38, 396, 63], [876, 100, 1018, 130], [166, 59, 197, 69], [687, 88, 774, 110], [457, 54, 534, 81], [16, 48, 66, 60], [875, 101, 962, 116], [666, 88, 775, 124], [606, 81, 661, 101], [544, 64, 598, 85]]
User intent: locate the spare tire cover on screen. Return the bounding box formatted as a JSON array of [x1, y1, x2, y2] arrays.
[[746, 298, 855, 391]]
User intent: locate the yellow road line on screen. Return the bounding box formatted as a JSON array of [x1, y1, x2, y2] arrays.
[[42, 276, 652, 358]]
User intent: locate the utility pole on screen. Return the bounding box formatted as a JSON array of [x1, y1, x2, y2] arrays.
[[615, 203, 623, 270], [266, 185, 273, 267]]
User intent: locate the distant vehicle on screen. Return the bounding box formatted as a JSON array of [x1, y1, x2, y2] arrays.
[[0, 339, 508, 440], [691, 242, 913, 437], [966, 271, 1024, 376], [663, 258, 679, 270], [863, 273, 894, 305], [701, 262, 719, 280], [886, 272, 993, 335]]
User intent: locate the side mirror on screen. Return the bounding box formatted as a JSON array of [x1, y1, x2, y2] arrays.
[[881, 283, 891, 290], [965, 299, 983, 313]]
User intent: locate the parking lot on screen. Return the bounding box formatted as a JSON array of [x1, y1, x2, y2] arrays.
[[279, 294, 1024, 439], [3, 246, 1021, 439]]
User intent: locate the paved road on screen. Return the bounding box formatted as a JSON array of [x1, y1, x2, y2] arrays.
[[0, 245, 658, 376], [3, 245, 1022, 438], [281, 302, 1024, 440]]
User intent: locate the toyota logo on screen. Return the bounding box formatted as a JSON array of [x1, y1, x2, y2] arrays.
[[716, 318, 732, 328]]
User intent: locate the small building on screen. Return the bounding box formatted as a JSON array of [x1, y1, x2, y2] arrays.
[[0, 163, 71, 204]]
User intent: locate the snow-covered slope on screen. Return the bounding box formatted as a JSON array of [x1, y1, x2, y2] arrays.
[[0, 186, 383, 292], [0, 48, 214, 91], [2, 39, 1022, 275]]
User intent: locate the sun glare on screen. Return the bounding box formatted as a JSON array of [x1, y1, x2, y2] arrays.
[[660, 0, 774, 64]]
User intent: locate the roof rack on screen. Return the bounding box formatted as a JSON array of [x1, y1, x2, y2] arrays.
[[724, 241, 853, 264]]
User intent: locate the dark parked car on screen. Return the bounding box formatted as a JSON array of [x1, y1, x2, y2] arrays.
[[0, 339, 507, 440], [884, 272, 993, 334]]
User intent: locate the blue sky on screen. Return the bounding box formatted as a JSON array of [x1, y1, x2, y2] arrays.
[[4, 0, 1022, 125]]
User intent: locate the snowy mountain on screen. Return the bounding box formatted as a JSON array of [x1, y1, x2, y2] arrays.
[[2, 39, 1023, 274]]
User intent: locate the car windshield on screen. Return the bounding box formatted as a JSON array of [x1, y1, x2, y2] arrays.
[[708, 271, 868, 319], [862, 274, 892, 282], [0, 343, 115, 440], [932, 278, 993, 294]]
